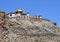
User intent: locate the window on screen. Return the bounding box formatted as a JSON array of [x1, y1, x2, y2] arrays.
[[10, 14, 12, 16]]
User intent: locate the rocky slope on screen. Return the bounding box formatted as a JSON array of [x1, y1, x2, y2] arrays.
[[0, 17, 60, 42]]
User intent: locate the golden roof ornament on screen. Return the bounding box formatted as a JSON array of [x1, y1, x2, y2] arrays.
[[17, 8, 22, 12]]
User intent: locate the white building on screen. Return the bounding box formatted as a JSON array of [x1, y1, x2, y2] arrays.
[[8, 9, 29, 18]]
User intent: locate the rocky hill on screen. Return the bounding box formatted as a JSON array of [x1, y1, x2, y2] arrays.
[[0, 10, 60, 42], [0, 17, 60, 42]]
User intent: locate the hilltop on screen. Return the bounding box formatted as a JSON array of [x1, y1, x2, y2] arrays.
[[0, 9, 60, 42]]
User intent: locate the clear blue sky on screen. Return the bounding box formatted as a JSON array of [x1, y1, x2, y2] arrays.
[[0, 0, 60, 27]]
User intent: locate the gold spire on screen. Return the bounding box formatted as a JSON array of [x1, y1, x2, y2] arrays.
[[17, 8, 22, 12], [16, 8, 23, 13]]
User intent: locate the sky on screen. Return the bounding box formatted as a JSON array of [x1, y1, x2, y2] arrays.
[[0, 0, 60, 27]]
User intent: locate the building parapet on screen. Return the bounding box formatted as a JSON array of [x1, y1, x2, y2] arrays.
[[8, 15, 42, 21]]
